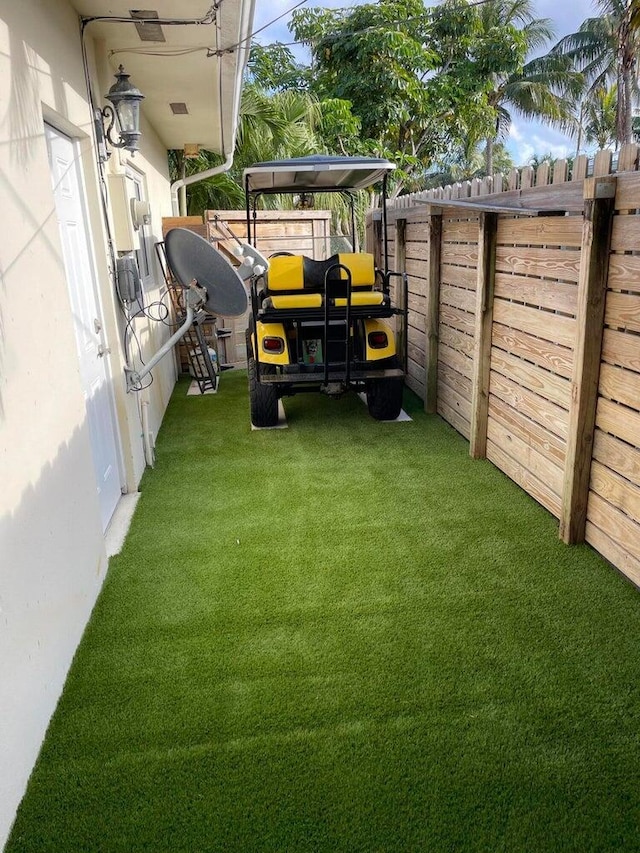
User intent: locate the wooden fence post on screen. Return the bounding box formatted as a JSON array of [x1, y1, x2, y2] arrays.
[[425, 211, 442, 414], [560, 176, 617, 544], [395, 218, 407, 380], [366, 210, 383, 268], [469, 212, 498, 458]]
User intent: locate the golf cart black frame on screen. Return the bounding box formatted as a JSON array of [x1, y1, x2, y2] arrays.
[[243, 155, 408, 419]]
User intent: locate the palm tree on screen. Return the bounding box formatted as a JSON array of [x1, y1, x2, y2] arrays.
[[551, 0, 640, 145], [168, 85, 372, 243], [583, 84, 618, 149], [170, 85, 322, 215], [478, 0, 582, 175]]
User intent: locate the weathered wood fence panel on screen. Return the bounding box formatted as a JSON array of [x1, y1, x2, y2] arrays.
[[369, 147, 640, 588], [403, 213, 431, 398], [437, 213, 479, 439], [585, 172, 640, 586], [487, 215, 580, 518]]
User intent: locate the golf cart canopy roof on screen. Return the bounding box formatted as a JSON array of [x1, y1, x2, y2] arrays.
[[244, 155, 396, 194]]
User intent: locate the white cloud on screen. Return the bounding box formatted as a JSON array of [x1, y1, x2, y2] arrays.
[[507, 124, 574, 167]]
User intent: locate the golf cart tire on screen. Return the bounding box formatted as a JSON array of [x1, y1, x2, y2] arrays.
[[366, 375, 404, 421], [248, 356, 279, 427]]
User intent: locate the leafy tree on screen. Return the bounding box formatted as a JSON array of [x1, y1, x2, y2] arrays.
[[290, 0, 533, 191], [550, 0, 640, 144], [246, 43, 308, 91]]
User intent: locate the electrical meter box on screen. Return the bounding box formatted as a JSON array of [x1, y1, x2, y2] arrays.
[[107, 173, 139, 253]]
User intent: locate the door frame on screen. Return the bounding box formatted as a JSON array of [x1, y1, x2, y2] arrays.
[[44, 118, 127, 516]]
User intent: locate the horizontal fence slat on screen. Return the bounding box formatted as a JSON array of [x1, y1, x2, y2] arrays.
[[440, 245, 479, 267], [601, 328, 640, 372], [440, 264, 477, 289], [439, 324, 475, 357], [407, 292, 426, 315], [590, 460, 640, 526], [487, 418, 564, 497], [611, 215, 640, 251], [442, 220, 479, 242], [489, 372, 570, 440], [493, 299, 576, 348], [438, 380, 472, 423], [407, 340, 425, 369], [604, 292, 640, 334], [487, 439, 561, 517], [439, 361, 472, 400], [492, 322, 573, 379], [498, 216, 583, 248], [585, 522, 640, 587], [490, 348, 571, 409], [614, 172, 640, 210], [593, 430, 640, 488], [587, 492, 640, 561], [489, 394, 566, 467], [608, 254, 640, 294], [405, 241, 430, 261], [496, 246, 581, 282], [406, 371, 425, 399], [405, 259, 428, 279], [439, 341, 473, 380], [596, 397, 640, 448], [437, 398, 471, 440], [494, 272, 578, 315], [598, 363, 640, 409], [439, 304, 476, 336], [440, 283, 476, 313]]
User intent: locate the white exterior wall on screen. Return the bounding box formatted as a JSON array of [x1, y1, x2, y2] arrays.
[[0, 2, 176, 846]]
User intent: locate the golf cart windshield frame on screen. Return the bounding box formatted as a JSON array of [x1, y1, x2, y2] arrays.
[[243, 156, 395, 272]]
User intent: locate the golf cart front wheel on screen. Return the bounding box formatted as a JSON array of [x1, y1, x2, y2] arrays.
[[248, 356, 279, 427], [366, 375, 404, 421]]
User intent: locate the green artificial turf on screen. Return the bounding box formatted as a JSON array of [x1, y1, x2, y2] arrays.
[[8, 372, 640, 852]]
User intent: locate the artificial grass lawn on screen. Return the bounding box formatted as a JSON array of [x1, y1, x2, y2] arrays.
[[8, 372, 640, 852]]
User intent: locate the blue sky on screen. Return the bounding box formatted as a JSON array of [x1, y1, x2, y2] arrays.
[[252, 0, 600, 166]]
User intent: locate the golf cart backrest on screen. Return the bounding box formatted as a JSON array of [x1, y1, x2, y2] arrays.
[[262, 252, 386, 311], [267, 253, 378, 294]]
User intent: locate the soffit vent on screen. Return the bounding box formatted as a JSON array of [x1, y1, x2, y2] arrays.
[[130, 10, 166, 42], [170, 103, 189, 115]]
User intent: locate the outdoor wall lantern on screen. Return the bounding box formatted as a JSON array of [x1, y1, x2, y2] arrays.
[[96, 65, 145, 161]]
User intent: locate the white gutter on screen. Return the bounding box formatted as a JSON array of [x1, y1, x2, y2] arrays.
[[169, 0, 255, 216], [170, 149, 234, 216]]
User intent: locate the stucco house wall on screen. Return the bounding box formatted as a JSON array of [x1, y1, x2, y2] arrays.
[[0, 1, 179, 844]]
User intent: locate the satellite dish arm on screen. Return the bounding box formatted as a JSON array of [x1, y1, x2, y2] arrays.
[[125, 287, 201, 391]]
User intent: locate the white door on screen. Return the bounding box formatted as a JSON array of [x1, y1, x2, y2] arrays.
[[45, 124, 122, 532]]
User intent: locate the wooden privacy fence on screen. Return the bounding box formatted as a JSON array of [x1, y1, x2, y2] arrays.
[[368, 144, 640, 588]]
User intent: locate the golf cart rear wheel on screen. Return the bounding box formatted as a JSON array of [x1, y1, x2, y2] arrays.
[[248, 356, 279, 427], [366, 375, 404, 421]]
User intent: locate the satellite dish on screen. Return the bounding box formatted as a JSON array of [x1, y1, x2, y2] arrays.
[[124, 229, 248, 392], [165, 227, 248, 317]]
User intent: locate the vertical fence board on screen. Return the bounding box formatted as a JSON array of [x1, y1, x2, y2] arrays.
[[425, 213, 442, 413], [470, 213, 497, 458], [560, 177, 616, 543]]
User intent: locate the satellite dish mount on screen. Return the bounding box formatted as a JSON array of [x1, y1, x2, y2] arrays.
[[124, 228, 249, 392]]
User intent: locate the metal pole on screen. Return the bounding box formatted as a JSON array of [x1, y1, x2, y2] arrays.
[[382, 173, 389, 273]]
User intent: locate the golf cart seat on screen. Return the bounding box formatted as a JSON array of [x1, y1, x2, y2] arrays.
[[262, 253, 387, 310]]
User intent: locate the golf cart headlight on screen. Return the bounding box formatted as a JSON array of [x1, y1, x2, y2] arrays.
[[263, 336, 285, 354], [368, 330, 388, 349]]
